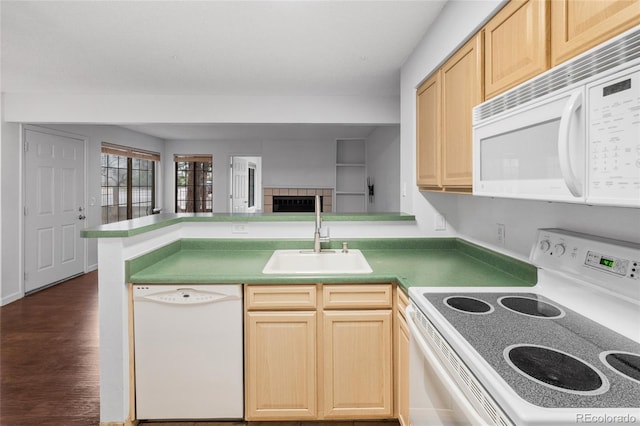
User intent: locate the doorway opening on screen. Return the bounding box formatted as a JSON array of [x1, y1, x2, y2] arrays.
[[230, 156, 262, 213]]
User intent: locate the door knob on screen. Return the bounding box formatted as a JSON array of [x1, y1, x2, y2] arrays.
[[78, 214, 86, 220]]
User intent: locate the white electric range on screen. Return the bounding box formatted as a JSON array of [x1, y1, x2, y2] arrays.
[[408, 228, 640, 426]]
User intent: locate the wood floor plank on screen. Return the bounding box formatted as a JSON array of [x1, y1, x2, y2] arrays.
[[0, 271, 100, 426]]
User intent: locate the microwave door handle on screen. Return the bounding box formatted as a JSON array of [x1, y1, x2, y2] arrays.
[[558, 90, 584, 197]]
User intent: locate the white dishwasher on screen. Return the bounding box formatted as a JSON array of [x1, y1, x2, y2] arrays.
[[132, 284, 243, 420]]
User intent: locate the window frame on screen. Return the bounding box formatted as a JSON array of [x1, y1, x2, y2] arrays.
[[101, 143, 159, 224], [174, 155, 213, 213]]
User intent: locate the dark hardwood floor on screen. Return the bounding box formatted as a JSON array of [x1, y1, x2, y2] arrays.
[[0, 271, 100, 426]]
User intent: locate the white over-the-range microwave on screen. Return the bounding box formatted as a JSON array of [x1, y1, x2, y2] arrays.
[[473, 25, 640, 208]]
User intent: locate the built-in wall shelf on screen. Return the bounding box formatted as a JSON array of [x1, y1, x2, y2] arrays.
[[335, 139, 366, 213]]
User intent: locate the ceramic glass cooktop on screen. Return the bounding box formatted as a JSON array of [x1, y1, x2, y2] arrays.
[[423, 292, 640, 409]]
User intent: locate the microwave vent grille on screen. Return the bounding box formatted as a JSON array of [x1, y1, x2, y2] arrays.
[[474, 26, 640, 122]]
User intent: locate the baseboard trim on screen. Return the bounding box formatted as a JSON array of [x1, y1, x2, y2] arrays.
[[99, 419, 137, 426], [1, 291, 24, 306]]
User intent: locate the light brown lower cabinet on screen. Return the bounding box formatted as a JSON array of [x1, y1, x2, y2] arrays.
[[244, 283, 396, 421], [245, 311, 317, 419], [395, 289, 410, 426], [322, 310, 393, 418]]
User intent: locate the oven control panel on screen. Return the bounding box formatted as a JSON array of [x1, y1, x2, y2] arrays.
[[531, 229, 640, 301], [584, 251, 637, 278]]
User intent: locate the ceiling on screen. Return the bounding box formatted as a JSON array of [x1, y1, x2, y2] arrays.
[[1, 0, 447, 139]]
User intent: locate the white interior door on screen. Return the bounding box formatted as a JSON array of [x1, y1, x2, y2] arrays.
[[24, 128, 85, 293], [230, 156, 248, 213]]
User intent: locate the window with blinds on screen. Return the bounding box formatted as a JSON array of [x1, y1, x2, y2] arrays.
[[101, 143, 160, 224], [174, 155, 213, 213]]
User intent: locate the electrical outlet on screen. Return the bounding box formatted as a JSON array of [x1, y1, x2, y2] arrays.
[[434, 214, 446, 231], [496, 223, 506, 245], [232, 222, 248, 234]]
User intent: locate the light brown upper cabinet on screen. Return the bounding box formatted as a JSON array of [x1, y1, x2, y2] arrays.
[[416, 73, 441, 189], [441, 33, 484, 190], [551, 0, 640, 66], [416, 33, 483, 192], [484, 0, 550, 99], [416, 0, 639, 194]]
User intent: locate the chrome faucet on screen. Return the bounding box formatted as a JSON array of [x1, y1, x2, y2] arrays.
[[313, 195, 329, 253]]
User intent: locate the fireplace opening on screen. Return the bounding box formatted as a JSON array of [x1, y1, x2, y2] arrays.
[[272, 196, 323, 213]]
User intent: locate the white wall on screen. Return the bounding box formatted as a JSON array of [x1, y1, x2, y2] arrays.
[[366, 126, 401, 212], [263, 139, 336, 188], [164, 138, 337, 213], [400, 0, 640, 258], [4, 93, 400, 125], [1, 118, 22, 305]]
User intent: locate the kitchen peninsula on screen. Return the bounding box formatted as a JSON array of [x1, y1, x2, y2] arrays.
[[84, 213, 537, 425]]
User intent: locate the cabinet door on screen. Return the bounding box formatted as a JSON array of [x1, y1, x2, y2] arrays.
[[396, 311, 410, 426], [245, 311, 317, 420], [551, 0, 640, 66], [322, 310, 393, 419], [416, 73, 441, 188], [441, 33, 483, 189], [484, 0, 549, 99], [395, 289, 410, 426]]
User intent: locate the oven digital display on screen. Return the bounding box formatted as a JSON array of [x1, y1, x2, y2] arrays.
[[603, 78, 631, 96], [599, 257, 615, 268], [585, 251, 628, 276]]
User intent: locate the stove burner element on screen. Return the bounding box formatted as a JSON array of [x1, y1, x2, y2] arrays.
[[443, 296, 494, 315], [505, 344, 609, 395], [498, 296, 565, 319], [600, 351, 640, 384]]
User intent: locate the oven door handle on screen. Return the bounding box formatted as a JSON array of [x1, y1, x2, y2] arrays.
[[407, 309, 492, 426]]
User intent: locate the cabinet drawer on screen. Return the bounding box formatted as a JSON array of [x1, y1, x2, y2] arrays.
[[245, 285, 317, 310], [322, 284, 392, 310]]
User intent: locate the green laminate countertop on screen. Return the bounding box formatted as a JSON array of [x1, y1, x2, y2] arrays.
[[127, 238, 537, 290], [82, 212, 416, 238]]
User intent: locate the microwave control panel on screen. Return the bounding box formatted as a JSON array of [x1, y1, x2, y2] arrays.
[[587, 65, 640, 206]]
